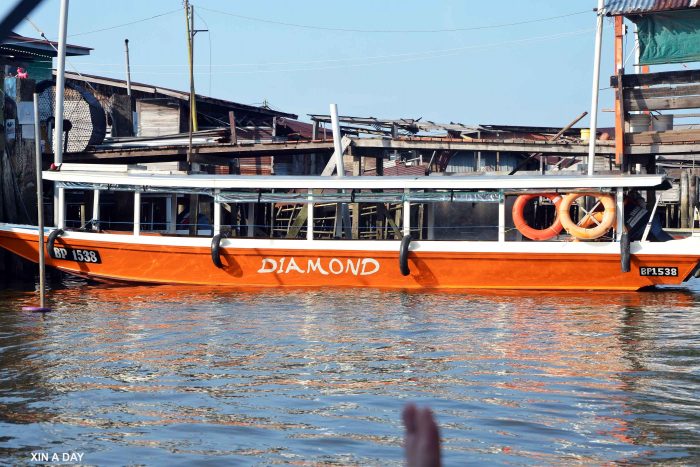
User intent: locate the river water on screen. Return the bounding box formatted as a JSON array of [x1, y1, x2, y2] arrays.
[[1, 277, 699, 465]]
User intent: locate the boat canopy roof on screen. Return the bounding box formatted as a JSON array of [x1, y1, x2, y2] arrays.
[[43, 167, 670, 192]]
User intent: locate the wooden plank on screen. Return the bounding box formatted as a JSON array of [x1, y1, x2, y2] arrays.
[[624, 95, 700, 112], [627, 143, 700, 155], [352, 138, 615, 155], [136, 99, 181, 137], [624, 83, 700, 100], [618, 69, 700, 88], [626, 129, 700, 145]]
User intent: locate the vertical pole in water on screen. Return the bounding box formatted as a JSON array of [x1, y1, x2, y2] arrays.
[[54, 0, 69, 228], [587, 0, 605, 176], [25, 93, 51, 312]]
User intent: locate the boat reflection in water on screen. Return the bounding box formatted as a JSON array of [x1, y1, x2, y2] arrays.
[[1, 282, 699, 464]]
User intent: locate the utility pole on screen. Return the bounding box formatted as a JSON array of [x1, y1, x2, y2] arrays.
[[184, 1, 207, 164], [124, 38, 134, 135], [54, 0, 69, 228]]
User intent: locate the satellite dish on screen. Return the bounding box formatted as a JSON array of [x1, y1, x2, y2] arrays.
[[36, 80, 106, 153]]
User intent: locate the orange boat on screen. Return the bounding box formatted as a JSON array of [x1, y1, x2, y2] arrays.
[[1, 167, 698, 290]]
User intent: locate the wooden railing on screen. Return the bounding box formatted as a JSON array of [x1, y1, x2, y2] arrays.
[[612, 69, 700, 163]]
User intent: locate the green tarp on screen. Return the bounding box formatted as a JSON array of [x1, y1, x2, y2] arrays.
[[633, 9, 700, 65]]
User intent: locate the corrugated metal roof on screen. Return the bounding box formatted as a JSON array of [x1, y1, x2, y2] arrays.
[[606, 0, 700, 15]]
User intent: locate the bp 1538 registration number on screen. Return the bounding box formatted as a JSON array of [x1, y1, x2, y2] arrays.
[[639, 267, 678, 277], [52, 247, 101, 264]]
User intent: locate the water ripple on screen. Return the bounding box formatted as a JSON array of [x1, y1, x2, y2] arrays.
[[1, 280, 699, 464]]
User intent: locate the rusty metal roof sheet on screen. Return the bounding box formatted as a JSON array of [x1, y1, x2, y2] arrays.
[[606, 0, 700, 15]]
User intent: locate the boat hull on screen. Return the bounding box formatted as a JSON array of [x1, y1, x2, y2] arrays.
[[1, 226, 699, 290]]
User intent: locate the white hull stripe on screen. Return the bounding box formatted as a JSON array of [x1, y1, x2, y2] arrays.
[[3, 223, 700, 256]]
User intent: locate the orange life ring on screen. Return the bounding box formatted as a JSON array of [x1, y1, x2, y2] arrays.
[[558, 192, 616, 240], [512, 193, 563, 241]]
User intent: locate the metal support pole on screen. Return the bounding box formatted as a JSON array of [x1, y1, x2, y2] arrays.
[[213, 195, 221, 235], [247, 202, 255, 237], [403, 189, 410, 236], [124, 39, 132, 101], [57, 188, 65, 229], [641, 194, 661, 242], [166, 195, 175, 233], [427, 204, 435, 240], [498, 192, 506, 242], [133, 191, 141, 236], [92, 189, 100, 230], [616, 188, 624, 241], [587, 0, 606, 176]]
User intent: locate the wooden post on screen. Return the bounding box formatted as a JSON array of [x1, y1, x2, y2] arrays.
[[228, 111, 237, 145], [33, 93, 48, 309]]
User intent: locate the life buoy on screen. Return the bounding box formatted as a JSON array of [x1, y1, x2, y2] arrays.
[[211, 234, 224, 268], [399, 234, 412, 276], [558, 192, 616, 240], [512, 194, 563, 241], [46, 228, 64, 259]]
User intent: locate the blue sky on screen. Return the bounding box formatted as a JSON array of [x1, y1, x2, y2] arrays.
[[3, 0, 618, 127]]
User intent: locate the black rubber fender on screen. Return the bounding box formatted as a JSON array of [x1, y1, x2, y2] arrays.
[[46, 228, 64, 259], [620, 231, 631, 273], [399, 234, 412, 276], [211, 234, 224, 268]]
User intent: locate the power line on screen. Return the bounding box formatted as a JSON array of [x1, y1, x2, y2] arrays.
[[195, 6, 590, 34], [23, 17, 101, 95], [71, 28, 594, 76], [68, 8, 181, 37]]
